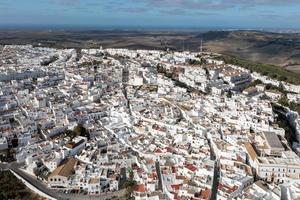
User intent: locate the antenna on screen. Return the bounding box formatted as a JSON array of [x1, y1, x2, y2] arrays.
[[200, 39, 203, 53]]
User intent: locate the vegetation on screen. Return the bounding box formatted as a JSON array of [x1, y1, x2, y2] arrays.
[[64, 129, 76, 139], [289, 102, 300, 115], [276, 116, 295, 146], [244, 79, 263, 89], [265, 83, 288, 95], [40, 55, 59, 66], [33, 162, 50, 180], [122, 170, 136, 200], [215, 55, 300, 85], [74, 124, 90, 140], [0, 171, 45, 200], [226, 90, 232, 98], [80, 60, 102, 67], [63, 124, 90, 140], [277, 95, 300, 115], [188, 58, 207, 65], [278, 96, 289, 107], [11, 134, 19, 148], [275, 96, 300, 145], [272, 103, 296, 145]]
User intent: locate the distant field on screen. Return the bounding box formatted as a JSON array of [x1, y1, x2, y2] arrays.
[[202, 31, 300, 74], [0, 29, 300, 75], [0, 29, 197, 50]]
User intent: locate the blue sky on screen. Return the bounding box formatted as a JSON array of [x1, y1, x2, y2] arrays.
[[0, 0, 300, 29]]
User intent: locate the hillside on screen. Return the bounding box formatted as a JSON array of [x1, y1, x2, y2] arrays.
[[0, 29, 300, 74], [0, 171, 46, 200], [200, 31, 300, 73]]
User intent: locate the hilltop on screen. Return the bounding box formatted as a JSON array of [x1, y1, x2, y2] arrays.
[[0, 29, 300, 73]]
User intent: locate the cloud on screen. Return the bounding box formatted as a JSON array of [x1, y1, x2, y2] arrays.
[[46, 0, 300, 17], [47, 0, 300, 10], [117, 7, 148, 13], [149, 0, 300, 9], [49, 0, 80, 6], [89, 0, 300, 16]]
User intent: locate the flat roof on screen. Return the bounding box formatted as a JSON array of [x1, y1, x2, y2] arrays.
[[263, 132, 283, 149]]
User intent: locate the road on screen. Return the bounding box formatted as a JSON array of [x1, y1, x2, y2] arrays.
[[155, 161, 163, 191], [1, 162, 60, 199], [207, 138, 219, 200], [210, 159, 219, 200], [0, 162, 126, 200]]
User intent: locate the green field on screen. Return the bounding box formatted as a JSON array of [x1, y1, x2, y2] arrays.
[[216, 55, 300, 85]]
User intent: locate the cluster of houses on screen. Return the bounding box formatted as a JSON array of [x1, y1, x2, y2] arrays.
[[1, 45, 300, 199]]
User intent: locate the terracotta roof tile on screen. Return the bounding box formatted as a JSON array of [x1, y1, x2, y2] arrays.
[[245, 142, 257, 161]]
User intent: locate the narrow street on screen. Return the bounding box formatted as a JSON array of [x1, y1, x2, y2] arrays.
[[155, 161, 163, 191], [207, 138, 219, 200], [210, 160, 219, 200]]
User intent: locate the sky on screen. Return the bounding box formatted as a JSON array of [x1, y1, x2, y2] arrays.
[[0, 0, 300, 29]]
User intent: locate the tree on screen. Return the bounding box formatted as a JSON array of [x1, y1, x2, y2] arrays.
[[74, 124, 90, 140], [11, 134, 18, 148], [278, 96, 289, 107], [123, 179, 136, 199], [64, 129, 75, 139], [226, 90, 232, 98]]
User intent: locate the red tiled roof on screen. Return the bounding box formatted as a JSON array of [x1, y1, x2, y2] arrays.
[[171, 184, 181, 191], [172, 166, 177, 173], [134, 184, 146, 193], [236, 154, 243, 162], [200, 188, 211, 200], [174, 193, 179, 200], [185, 164, 197, 172], [155, 148, 162, 153], [166, 146, 173, 153], [218, 183, 238, 194], [146, 159, 154, 165]]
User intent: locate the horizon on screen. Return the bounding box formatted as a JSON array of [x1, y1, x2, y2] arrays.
[[1, 0, 300, 30], [1, 25, 300, 33]]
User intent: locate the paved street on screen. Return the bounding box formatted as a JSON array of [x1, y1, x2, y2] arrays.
[[1, 162, 126, 200], [207, 138, 219, 200]]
